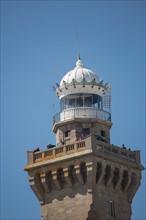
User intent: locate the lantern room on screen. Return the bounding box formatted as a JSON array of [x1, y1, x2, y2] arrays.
[[54, 57, 111, 123]]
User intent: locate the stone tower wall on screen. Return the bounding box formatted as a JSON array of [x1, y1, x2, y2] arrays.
[[41, 188, 92, 220], [55, 118, 111, 146], [25, 135, 143, 220]]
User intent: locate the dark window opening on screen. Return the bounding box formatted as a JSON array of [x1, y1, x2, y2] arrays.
[[65, 130, 70, 137], [82, 128, 90, 137], [101, 130, 106, 137], [109, 200, 115, 217], [84, 96, 92, 107]]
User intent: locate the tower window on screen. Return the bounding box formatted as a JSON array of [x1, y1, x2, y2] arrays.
[[109, 200, 115, 217], [101, 130, 106, 137], [82, 128, 90, 136], [65, 130, 70, 137]]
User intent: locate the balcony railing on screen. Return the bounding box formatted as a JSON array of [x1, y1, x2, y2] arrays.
[[25, 135, 142, 170], [53, 107, 111, 124]]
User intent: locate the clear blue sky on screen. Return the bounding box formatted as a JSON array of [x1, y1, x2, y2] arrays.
[[1, 1, 145, 219]]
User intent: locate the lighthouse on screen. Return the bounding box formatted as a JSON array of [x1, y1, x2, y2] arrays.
[[24, 57, 144, 220]]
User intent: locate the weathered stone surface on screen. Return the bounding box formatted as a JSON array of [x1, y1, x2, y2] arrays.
[[25, 135, 144, 220]]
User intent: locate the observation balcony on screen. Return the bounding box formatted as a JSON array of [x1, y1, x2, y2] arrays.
[[53, 107, 111, 124], [24, 134, 143, 171]]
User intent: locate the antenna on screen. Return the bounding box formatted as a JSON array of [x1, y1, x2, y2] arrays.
[[75, 27, 80, 60]]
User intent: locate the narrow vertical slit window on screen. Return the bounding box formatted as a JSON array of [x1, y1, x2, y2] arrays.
[[65, 130, 70, 137], [101, 130, 106, 137], [109, 200, 115, 217]]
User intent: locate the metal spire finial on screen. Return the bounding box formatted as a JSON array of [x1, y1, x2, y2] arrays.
[[75, 27, 81, 60]]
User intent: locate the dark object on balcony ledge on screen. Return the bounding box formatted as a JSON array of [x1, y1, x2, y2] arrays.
[[96, 135, 107, 143], [33, 147, 40, 152], [46, 144, 56, 149]]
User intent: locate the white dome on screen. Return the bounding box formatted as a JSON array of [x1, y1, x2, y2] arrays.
[[60, 59, 100, 86]]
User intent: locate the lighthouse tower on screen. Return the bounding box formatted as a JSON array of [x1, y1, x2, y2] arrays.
[[24, 57, 144, 220]]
